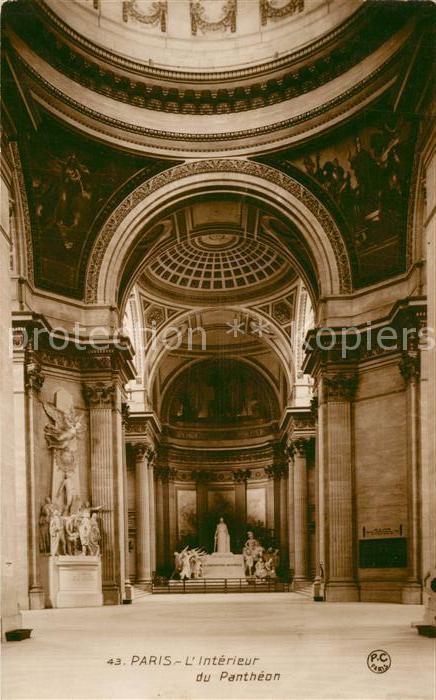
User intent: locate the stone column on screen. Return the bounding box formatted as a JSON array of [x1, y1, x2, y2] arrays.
[[0, 171, 22, 634], [322, 373, 359, 602], [148, 451, 157, 577], [83, 382, 120, 604], [234, 470, 249, 549], [121, 403, 133, 602], [155, 467, 165, 572], [285, 439, 295, 577], [25, 349, 45, 609], [291, 439, 310, 588], [400, 349, 422, 604], [133, 438, 155, 586]]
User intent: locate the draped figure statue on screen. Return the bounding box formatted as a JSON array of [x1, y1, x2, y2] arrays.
[[214, 517, 231, 553]]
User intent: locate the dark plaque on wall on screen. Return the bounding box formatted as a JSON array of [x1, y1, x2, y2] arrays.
[[359, 538, 407, 568]]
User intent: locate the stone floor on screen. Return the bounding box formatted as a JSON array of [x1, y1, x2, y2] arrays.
[[2, 593, 434, 700]]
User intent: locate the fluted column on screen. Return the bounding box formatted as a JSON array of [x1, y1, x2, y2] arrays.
[[285, 439, 295, 577], [25, 350, 45, 609], [83, 382, 119, 604], [121, 403, 133, 602], [133, 439, 155, 586], [400, 349, 422, 604], [148, 450, 157, 576], [323, 373, 359, 602], [292, 438, 310, 587]]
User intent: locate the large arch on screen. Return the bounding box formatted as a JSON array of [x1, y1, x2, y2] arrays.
[[85, 159, 352, 307]]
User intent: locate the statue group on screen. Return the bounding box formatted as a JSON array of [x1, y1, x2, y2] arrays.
[[173, 518, 279, 580], [39, 497, 102, 557], [174, 547, 207, 580], [242, 531, 279, 579]]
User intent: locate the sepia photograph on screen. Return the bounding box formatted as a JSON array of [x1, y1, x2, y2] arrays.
[[0, 1, 435, 698]]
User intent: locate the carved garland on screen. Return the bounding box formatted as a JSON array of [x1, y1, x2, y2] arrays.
[[190, 0, 237, 36], [260, 0, 304, 26], [123, 1, 167, 32], [85, 159, 352, 302]]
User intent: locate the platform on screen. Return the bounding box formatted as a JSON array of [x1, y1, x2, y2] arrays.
[[202, 552, 245, 579]]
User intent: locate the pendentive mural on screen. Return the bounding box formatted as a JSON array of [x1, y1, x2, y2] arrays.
[[258, 110, 416, 287], [17, 115, 174, 298]]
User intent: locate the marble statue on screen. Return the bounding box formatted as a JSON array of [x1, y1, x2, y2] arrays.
[[180, 549, 192, 580], [39, 496, 55, 553], [63, 509, 80, 555], [242, 531, 259, 576], [45, 498, 102, 558], [174, 546, 207, 580], [89, 513, 101, 556], [50, 508, 66, 556], [214, 517, 230, 553]]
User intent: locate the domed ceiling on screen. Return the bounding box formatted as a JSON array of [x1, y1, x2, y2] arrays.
[[148, 234, 288, 292], [136, 198, 300, 303]]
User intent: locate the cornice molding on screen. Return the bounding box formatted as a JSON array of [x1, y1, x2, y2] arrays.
[[11, 41, 407, 150]]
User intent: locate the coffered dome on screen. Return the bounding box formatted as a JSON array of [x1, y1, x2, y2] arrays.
[[147, 234, 289, 292], [135, 198, 301, 304]]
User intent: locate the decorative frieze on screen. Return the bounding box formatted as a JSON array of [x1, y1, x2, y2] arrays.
[[190, 0, 237, 36], [260, 0, 304, 26]]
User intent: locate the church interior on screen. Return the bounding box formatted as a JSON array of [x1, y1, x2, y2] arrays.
[[1, 0, 435, 696]]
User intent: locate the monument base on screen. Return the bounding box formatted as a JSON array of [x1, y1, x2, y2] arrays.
[[43, 555, 103, 608], [202, 553, 245, 579]]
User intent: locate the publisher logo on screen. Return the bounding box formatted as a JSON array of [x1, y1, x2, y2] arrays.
[[367, 650, 391, 674]]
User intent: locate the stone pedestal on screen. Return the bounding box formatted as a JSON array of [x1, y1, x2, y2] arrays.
[[43, 556, 103, 608], [202, 553, 245, 579]]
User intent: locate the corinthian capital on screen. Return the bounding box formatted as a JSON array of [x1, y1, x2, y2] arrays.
[[25, 358, 44, 394], [133, 439, 155, 462], [82, 382, 116, 408], [399, 350, 420, 384], [323, 373, 358, 402]]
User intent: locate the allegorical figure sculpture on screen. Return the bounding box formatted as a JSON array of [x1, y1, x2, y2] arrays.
[[44, 496, 102, 558], [214, 517, 231, 553], [243, 531, 259, 576], [39, 496, 55, 553], [50, 508, 66, 556]]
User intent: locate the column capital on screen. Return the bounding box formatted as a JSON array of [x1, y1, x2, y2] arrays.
[[154, 466, 176, 482], [132, 439, 155, 463], [399, 350, 420, 383], [83, 382, 116, 408], [265, 464, 288, 480], [25, 354, 44, 394], [233, 469, 251, 483], [121, 402, 130, 426], [323, 372, 358, 402], [286, 437, 311, 461]]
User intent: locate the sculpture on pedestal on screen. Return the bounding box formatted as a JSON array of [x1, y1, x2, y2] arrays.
[[43, 390, 85, 513], [242, 531, 279, 579], [214, 517, 231, 553]]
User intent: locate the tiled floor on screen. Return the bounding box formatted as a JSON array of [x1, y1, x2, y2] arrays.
[[2, 593, 434, 699]]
